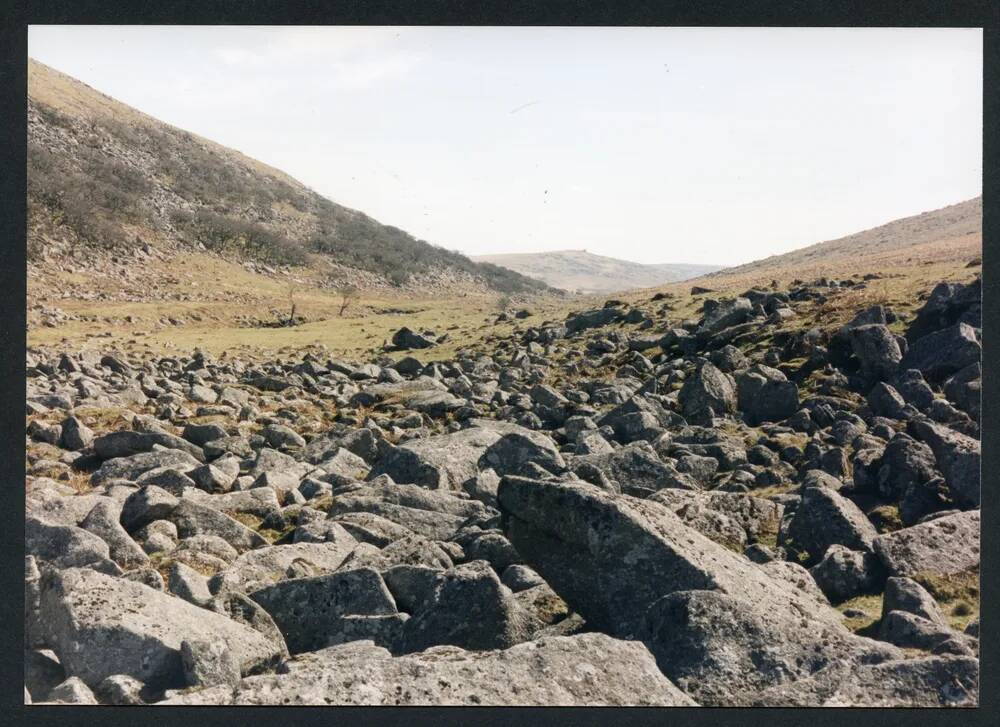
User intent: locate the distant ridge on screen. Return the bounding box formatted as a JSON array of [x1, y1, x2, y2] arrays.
[[473, 249, 723, 294]]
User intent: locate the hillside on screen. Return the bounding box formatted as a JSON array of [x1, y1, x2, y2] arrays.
[[26, 59, 548, 296], [698, 197, 982, 289], [473, 249, 722, 294]]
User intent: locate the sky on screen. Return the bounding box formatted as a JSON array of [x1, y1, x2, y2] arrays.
[[28, 26, 982, 266]]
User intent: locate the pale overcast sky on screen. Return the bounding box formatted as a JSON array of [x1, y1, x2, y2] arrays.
[[28, 26, 982, 265]]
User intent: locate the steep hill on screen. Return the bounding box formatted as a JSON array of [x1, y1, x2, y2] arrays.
[[26, 59, 548, 296], [473, 250, 722, 294]]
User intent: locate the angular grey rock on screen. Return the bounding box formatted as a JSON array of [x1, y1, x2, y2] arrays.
[[894, 369, 935, 410], [908, 418, 981, 508], [207, 591, 288, 656], [392, 326, 437, 349], [189, 463, 236, 493], [47, 676, 98, 704], [461, 530, 521, 574], [160, 634, 696, 706], [783, 485, 878, 562], [809, 545, 883, 602], [119, 486, 179, 532], [874, 510, 980, 579], [401, 560, 540, 653], [648, 489, 783, 548], [95, 674, 146, 705], [327, 498, 476, 542], [565, 307, 621, 334], [248, 567, 398, 653], [875, 433, 939, 501], [167, 499, 268, 553], [479, 431, 566, 478], [866, 382, 908, 419], [899, 323, 980, 382], [339, 534, 454, 572], [123, 567, 165, 591], [848, 324, 902, 382], [40, 568, 283, 689], [209, 540, 359, 595], [26, 516, 114, 571], [25, 648, 64, 701], [699, 297, 752, 335], [878, 611, 973, 654], [944, 362, 981, 421], [880, 576, 947, 625], [181, 639, 241, 688], [60, 416, 94, 451], [174, 534, 239, 564], [382, 564, 442, 613], [751, 654, 978, 707], [571, 441, 691, 495], [367, 426, 503, 490], [327, 511, 415, 547], [678, 362, 736, 421], [641, 589, 900, 706], [93, 430, 204, 462], [736, 364, 799, 424], [79, 498, 149, 569], [182, 423, 229, 447], [91, 449, 201, 486], [498, 476, 842, 639], [136, 466, 198, 494], [168, 561, 213, 607], [262, 423, 306, 450], [501, 564, 546, 592]]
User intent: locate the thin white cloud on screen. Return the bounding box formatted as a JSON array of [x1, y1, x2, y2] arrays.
[[211, 27, 421, 89]]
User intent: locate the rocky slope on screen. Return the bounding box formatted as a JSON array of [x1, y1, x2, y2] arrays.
[[27, 59, 548, 297], [473, 250, 722, 294], [25, 268, 981, 706]]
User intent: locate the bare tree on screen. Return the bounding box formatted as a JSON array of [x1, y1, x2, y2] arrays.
[[285, 282, 297, 326], [337, 284, 360, 317]]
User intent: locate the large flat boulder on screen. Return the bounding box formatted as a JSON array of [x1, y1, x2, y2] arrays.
[[874, 510, 980, 579], [93, 431, 205, 462], [497, 476, 839, 639], [497, 476, 910, 704], [326, 483, 490, 540], [367, 427, 503, 490], [91, 449, 201, 486], [39, 568, 283, 689], [642, 589, 900, 706], [209, 539, 359, 595], [160, 634, 696, 706]]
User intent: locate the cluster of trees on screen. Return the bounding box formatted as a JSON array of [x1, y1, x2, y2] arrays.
[[170, 209, 307, 266], [27, 139, 152, 258]]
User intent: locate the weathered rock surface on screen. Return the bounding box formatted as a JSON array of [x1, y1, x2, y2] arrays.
[[161, 634, 696, 706], [874, 510, 980, 578], [247, 568, 398, 653], [39, 568, 284, 689]]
